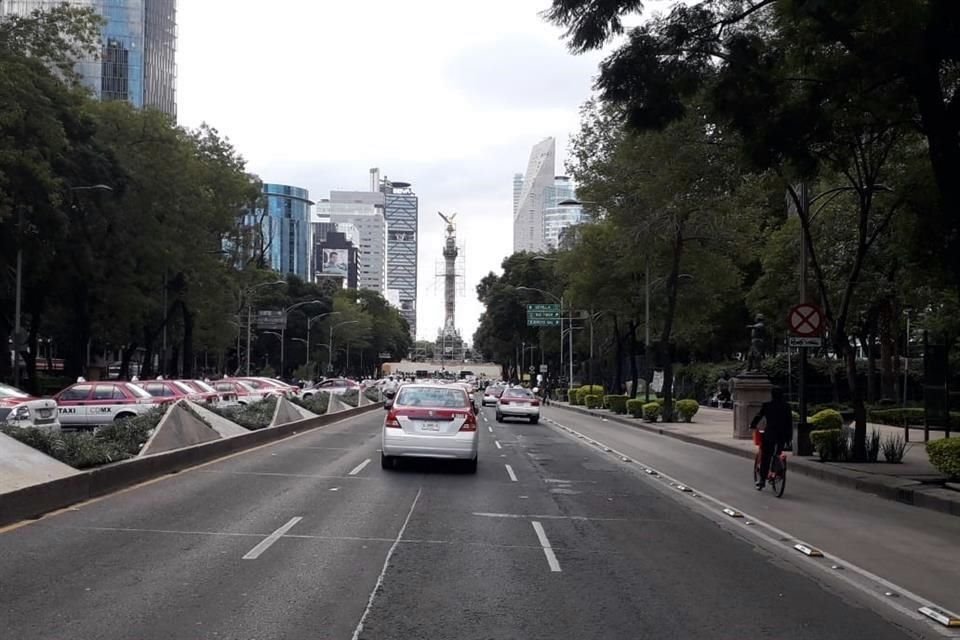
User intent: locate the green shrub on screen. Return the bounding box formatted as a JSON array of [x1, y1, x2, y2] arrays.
[[292, 392, 329, 415], [626, 399, 645, 418], [675, 399, 699, 423], [584, 394, 602, 409], [882, 433, 908, 463], [642, 402, 661, 422], [340, 389, 359, 407], [870, 408, 960, 430], [554, 388, 568, 402], [809, 409, 843, 431], [209, 398, 277, 430], [810, 429, 844, 462], [364, 387, 382, 402], [604, 395, 628, 414], [926, 439, 960, 479], [568, 388, 582, 405], [578, 385, 604, 401]]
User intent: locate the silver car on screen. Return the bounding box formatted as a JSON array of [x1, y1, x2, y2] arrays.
[[0, 383, 60, 431], [381, 383, 479, 473], [495, 387, 541, 424]]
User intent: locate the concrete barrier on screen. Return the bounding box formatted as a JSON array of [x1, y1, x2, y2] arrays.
[[186, 400, 250, 438], [139, 401, 222, 456], [0, 403, 382, 527], [0, 433, 79, 493], [271, 396, 307, 426], [326, 394, 353, 414]]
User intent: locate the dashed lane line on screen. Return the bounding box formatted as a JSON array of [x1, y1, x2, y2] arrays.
[[242, 517, 302, 560], [531, 521, 562, 572], [495, 440, 503, 449], [505, 464, 518, 482], [348, 458, 371, 476]]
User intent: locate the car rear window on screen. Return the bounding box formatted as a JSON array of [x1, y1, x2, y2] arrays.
[[125, 383, 153, 399], [396, 386, 469, 408], [172, 381, 195, 394], [189, 380, 217, 393], [503, 388, 534, 398]]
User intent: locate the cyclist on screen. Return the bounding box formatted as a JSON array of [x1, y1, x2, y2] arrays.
[[750, 386, 792, 490]]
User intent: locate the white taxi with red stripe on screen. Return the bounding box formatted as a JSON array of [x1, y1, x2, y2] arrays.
[[495, 386, 541, 424], [0, 383, 60, 431], [381, 383, 479, 473], [232, 377, 299, 398], [54, 380, 156, 428], [211, 379, 271, 405]]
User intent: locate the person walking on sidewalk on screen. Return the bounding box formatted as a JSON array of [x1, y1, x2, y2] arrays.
[[750, 387, 792, 490]]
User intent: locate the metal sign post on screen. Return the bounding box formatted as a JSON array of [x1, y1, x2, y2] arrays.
[[788, 301, 824, 456]]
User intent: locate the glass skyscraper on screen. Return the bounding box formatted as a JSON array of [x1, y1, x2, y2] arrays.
[[0, 0, 177, 118], [246, 184, 313, 281], [381, 179, 419, 339], [543, 176, 587, 250]]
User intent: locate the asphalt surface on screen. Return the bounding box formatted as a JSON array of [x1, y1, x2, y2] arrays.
[[0, 402, 945, 639]]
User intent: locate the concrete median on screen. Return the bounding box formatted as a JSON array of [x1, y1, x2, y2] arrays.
[[0, 402, 382, 527]]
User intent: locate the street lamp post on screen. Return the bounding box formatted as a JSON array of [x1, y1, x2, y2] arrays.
[[12, 184, 113, 386], [243, 280, 286, 376], [329, 320, 359, 376], [306, 311, 340, 380], [278, 299, 323, 378]]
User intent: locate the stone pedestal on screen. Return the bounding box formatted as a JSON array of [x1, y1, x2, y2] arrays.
[[732, 374, 773, 439]]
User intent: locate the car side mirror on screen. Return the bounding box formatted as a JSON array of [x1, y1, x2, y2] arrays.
[[384, 399, 394, 410]]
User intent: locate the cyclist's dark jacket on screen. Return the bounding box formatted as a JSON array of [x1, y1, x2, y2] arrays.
[[750, 400, 792, 445]]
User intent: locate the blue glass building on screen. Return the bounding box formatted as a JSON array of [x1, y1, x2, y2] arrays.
[[248, 184, 314, 280]]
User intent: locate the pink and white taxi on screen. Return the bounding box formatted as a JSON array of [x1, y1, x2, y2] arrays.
[[54, 380, 156, 428], [0, 383, 60, 431]]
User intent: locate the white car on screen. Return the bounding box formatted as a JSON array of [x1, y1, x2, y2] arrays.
[[54, 381, 157, 427], [0, 383, 60, 431], [381, 383, 479, 473], [481, 385, 504, 407], [495, 387, 541, 424]]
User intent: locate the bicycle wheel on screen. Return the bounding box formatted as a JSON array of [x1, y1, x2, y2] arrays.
[[772, 459, 786, 498]]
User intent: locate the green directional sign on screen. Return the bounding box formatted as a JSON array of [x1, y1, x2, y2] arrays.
[[527, 303, 561, 327]]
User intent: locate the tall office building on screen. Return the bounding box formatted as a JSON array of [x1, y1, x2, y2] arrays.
[[0, 0, 177, 118], [513, 137, 556, 253], [379, 176, 418, 339], [319, 199, 388, 294], [543, 176, 587, 250], [512, 173, 523, 216], [243, 183, 313, 280]]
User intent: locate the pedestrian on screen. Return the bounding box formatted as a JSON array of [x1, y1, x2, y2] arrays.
[[750, 387, 792, 490]]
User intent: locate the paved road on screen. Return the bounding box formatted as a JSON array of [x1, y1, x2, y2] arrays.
[[0, 404, 943, 639]]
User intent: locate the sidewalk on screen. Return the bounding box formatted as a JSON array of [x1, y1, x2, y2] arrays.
[[551, 401, 960, 517]]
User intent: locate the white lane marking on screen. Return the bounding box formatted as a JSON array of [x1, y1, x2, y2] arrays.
[[242, 517, 302, 560], [531, 521, 562, 572], [351, 488, 422, 640], [494, 440, 502, 449], [330, 487, 340, 492], [473, 512, 630, 521], [348, 458, 371, 476], [488, 426, 493, 433], [505, 464, 518, 482], [196, 470, 371, 480], [543, 412, 960, 636]]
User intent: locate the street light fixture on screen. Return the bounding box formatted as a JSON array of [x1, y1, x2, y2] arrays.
[[276, 299, 324, 378], [329, 320, 360, 376], [242, 280, 286, 376], [305, 311, 340, 379]]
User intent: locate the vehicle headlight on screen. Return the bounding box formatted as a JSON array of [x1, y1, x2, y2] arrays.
[[12, 406, 30, 421]]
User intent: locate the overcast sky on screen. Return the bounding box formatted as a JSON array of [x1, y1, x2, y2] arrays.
[[177, 0, 607, 342]]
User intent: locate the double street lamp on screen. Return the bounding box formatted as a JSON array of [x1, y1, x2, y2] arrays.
[[277, 299, 324, 377], [305, 311, 341, 380], [242, 280, 286, 376]]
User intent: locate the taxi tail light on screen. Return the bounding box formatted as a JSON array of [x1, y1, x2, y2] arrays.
[[531, 399, 540, 406], [385, 411, 401, 429], [499, 399, 510, 405], [459, 412, 478, 432]]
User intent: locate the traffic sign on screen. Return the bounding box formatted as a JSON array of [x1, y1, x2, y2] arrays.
[[788, 303, 824, 337], [539, 364, 548, 373], [527, 318, 560, 327], [789, 336, 822, 348], [527, 304, 560, 312], [527, 303, 561, 327]]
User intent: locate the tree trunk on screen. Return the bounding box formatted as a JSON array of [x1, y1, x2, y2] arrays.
[[863, 333, 877, 404], [612, 316, 624, 396], [879, 302, 896, 400], [120, 342, 138, 381], [628, 320, 639, 398], [181, 301, 196, 379], [844, 340, 868, 461], [660, 225, 684, 422]]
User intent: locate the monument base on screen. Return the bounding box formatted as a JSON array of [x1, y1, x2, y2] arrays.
[[732, 373, 773, 440]]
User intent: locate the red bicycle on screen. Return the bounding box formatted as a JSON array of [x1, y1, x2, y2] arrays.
[[753, 430, 787, 498]]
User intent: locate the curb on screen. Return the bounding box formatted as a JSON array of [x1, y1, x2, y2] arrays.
[[551, 403, 960, 518], [0, 404, 381, 528]]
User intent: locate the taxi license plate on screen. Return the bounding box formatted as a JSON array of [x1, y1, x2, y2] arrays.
[[39, 409, 52, 418], [419, 422, 440, 432]]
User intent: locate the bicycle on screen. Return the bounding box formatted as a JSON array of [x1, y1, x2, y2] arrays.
[[753, 431, 787, 498]]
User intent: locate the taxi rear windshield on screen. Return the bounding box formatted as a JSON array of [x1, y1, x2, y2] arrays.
[[503, 388, 534, 398], [396, 387, 469, 408]]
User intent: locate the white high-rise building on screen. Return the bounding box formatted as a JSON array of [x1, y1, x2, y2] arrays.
[[316, 199, 388, 293], [512, 173, 523, 216], [513, 137, 556, 253]]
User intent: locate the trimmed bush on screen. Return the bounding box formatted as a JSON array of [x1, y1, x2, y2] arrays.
[[642, 402, 661, 422], [292, 392, 329, 414], [577, 385, 604, 402], [675, 399, 699, 423], [926, 438, 960, 479], [626, 399, 645, 418], [809, 409, 843, 431], [568, 389, 582, 405], [810, 429, 844, 462], [340, 389, 359, 407], [584, 394, 602, 409], [870, 408, 960, 430], [604, 395, 628, 414], [209, 398, 277, 430]]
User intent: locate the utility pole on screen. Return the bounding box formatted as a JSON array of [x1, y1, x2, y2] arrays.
[[644, 260, 651, 402], [797, 183, 811, 456]]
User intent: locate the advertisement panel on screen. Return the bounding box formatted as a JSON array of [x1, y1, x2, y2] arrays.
[[321, 248, 348, 276]]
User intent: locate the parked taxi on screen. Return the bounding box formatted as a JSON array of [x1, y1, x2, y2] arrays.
[[0, 383, 60, 431], [54, 380, 156, 428]]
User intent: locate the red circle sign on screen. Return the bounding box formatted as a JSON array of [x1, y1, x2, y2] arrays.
[[788, 303, 823, 336]]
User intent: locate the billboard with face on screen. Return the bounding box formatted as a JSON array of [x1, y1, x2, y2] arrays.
[[322, 248, 348, 276]]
